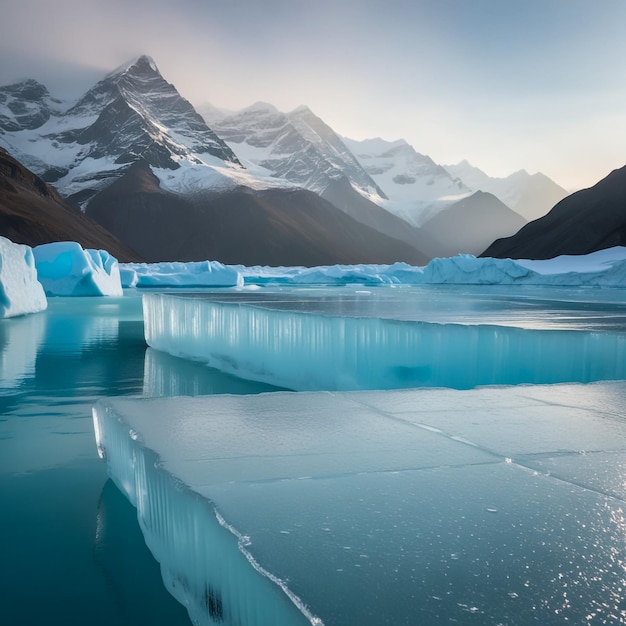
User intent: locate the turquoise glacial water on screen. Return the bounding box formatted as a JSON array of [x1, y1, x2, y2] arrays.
[[0, 295, 278, 626], [3, 286, 626, 625]]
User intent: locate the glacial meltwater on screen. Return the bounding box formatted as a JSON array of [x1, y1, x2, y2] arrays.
[[3, 285, 626, 625], [0, 294, 279, 626]]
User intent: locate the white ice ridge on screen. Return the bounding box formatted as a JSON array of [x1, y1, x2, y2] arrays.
[[238, 246, 626, 286], [0, 236, 47, 317], [93, 383, 626, 625], [142, 290, 626, 391], [121, 260, 242, 289], [33, 241, 123, 296], [119, 246, 626, 288]]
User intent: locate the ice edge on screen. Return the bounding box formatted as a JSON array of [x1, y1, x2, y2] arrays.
[[214, 508, 325, 626]]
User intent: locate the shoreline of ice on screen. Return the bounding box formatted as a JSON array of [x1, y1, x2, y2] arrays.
[[121, 247, 626, 289]]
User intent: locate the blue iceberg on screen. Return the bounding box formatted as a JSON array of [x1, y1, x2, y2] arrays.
[[33, 241, 123, 296]]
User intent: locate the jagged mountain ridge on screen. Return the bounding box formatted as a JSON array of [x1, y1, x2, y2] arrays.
[[0, 79, 63, 131], [86, 159, 430, 265], [212, 101, 385, 198], [0, 54, 572, 264], [444, 160, 569, 222], [209, 101, 441, 255], [341, 136, 471, 226], [482, 165, 626, 259], [0, 55, 244, 208], [0, 56, 431, 265]]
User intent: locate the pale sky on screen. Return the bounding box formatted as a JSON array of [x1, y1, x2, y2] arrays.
[[1, 0, 625, 191]]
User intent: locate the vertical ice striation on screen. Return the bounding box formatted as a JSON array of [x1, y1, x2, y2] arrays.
[[142, 292, 626, 391], [93, 401, 321, 626]]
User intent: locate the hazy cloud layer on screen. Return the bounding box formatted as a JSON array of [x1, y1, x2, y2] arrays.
[[1, 0, 625, 189]]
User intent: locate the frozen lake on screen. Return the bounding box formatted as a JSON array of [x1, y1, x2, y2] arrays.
[[3, 284, 626, 625]]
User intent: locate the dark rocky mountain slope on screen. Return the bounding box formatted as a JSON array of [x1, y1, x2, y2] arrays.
[[482, 165, 626, 259], [420, 191, 526, 257], [0, 147, 142, 261], [86, 160, 430, 266]]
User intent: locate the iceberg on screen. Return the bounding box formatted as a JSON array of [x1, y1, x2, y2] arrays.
[[121, 261, 243, 289], [233, 247, 626, 286], [118, 247, 626, 288], [33, 241, 123, 296], [94, 382, 626, 625], [0, 236, 47, 317], [143, 289, 626, 391]]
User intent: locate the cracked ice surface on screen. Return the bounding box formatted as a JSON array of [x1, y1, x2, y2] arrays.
[[94, 383, 626, 625]]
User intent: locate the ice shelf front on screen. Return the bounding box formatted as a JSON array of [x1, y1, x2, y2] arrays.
[[94, 382, 626, 625], [142, 289, 626, 390]]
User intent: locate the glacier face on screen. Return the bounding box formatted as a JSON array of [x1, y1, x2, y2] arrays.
[[142, 289, 626, 391], [94, 383, 626, 625]]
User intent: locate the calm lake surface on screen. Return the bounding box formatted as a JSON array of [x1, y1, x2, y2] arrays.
[[3, 286, 626, 625], [0, 294, 278, 626]]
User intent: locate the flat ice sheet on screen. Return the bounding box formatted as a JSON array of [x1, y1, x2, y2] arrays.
[[95, 381, 626, 625], [152, 284, 626, 330], [143, 288, 626, 391]]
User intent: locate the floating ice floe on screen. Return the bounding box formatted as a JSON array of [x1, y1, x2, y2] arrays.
[[0, 236, 47, 318], [94, 382, 626, 625], [236, 247, 626, 287], [142, 289, 626, 391], [33, 241, 123, 296], [121, 260, 242, 289], [119, 247, 626, 288]]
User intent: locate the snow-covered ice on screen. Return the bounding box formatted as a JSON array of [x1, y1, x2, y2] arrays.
[[33, 242, 123, 296], [120, 246, 626, 289], [142, 287, 626, 391], [121, 260, 242, 289], [94, 382, 626, 625], [0, 236, 47, 317]]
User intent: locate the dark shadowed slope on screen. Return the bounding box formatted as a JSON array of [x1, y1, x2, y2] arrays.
[[482, 165, 626, 259], [420, 191, 526, 257], [86, 160, 430, 266], [0, 148, 142, 261]]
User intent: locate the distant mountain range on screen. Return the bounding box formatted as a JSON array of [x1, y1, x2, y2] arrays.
[[483, 165, 626, 259], [0, 54, 597, 265]]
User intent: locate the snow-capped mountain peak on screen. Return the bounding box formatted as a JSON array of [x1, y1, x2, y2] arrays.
[[0, 55, 244, 205], [212, 102, 386, 200], [444, 160, 568, 221], [0, 79, 63, 132], [106, 54, 159, 78], [342, 136, 470, 225], [240, 101, 280, 115]]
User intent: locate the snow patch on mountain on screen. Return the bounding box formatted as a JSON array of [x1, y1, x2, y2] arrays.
[[211, 103, 386, 200], [0, 56, 243, 205], [343, 137, 470, 225]]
